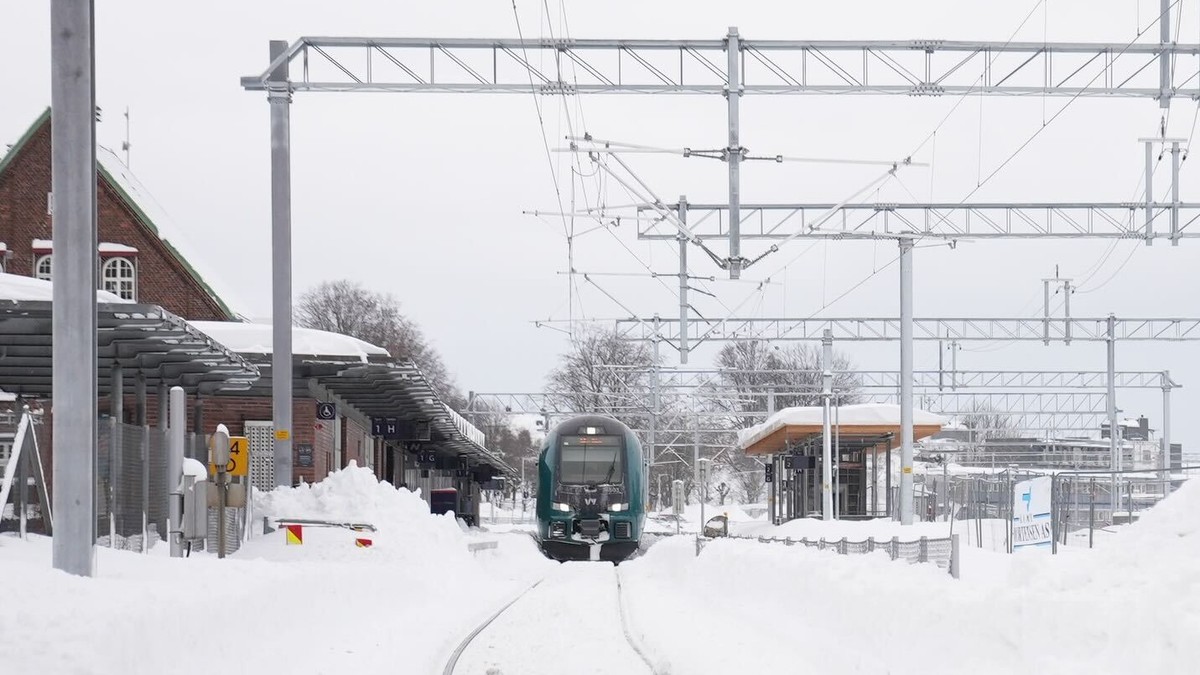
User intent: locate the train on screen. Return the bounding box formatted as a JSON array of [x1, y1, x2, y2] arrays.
[[535, 415, 646, 562]]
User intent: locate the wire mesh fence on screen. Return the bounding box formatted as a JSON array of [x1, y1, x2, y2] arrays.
[[94, 418, 244, 554], [902, 467, 1192, 552], [95, 418, 169, 551]]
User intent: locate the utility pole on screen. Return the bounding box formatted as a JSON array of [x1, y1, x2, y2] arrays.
[[51, 0, 98, 577], [1107, 314, 1119, 514], [899, 237, 915, 525], [1159, 0, 1172, 110], [1043, 275, 1073, 345], [267, 39, 294, 488], [692, 397, 700, 503], [1161, 371, 1173, 497], [678, 196, 690, 363], [725, 27, 743, 279], [822, 329, 834, 521]]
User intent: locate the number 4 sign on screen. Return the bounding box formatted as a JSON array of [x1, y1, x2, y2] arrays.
[[210, 436, 250, 477]]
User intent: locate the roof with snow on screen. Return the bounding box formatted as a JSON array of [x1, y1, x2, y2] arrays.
[[189, 321, 390, 363], [738, 404, 946, 456], [0, 272, 127, 304], [0, 286, 259, 397], [189, 321, 516, 480], [0, 109, 242, 320]]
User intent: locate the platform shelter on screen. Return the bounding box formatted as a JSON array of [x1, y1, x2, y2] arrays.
[[738, 404, 945, 522]]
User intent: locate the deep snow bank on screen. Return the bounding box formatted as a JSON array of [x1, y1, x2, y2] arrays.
[[242, 462, 474, 566], [0, 464, 553, 675], [618, 479, 1200, 675]]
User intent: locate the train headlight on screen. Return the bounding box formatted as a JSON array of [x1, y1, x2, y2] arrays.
[[553, 502, 572, 512], [609, 503, 627, 512]]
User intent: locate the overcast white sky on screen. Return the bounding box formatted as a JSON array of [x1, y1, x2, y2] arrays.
[[2, 1, 1199, 447]]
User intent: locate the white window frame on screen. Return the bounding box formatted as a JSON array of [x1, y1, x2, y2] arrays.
[[101, 256, 137, 301], [34, 254, 52, 281]]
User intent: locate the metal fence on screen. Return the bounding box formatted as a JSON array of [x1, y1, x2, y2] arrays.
[[719, 534, 956, 571], [94, 418, 244, 554], [902, 467, 1193, 552]]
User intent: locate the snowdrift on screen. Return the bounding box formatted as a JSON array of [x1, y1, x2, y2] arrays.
[[618, 477, 1200, 675], [0, 464, 552, 675], [243, 462, 473, 566]]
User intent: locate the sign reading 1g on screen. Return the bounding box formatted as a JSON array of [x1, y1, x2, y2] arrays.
[[210, 436, 250, 477]]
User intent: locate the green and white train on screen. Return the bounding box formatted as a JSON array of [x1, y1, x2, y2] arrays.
[[535, 415, 646, 562]]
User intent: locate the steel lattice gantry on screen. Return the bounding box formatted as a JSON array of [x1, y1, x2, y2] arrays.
[[240, 36, 1200, 98], [634, 202, 1200, 243], [614, 316, 1200, 344]]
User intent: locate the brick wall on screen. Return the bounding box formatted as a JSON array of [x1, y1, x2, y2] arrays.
[[0, 115, 232, 321], [343, 417, 370, 470]]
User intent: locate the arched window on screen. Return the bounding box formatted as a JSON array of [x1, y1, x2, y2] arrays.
[[34, 254, 52, 281], [101, 257, 136, 301]]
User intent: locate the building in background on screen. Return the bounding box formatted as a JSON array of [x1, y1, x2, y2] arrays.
[[0, 109, 238, 321]]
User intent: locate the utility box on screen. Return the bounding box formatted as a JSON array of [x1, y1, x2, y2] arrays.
[[182, 476, 208, 541]]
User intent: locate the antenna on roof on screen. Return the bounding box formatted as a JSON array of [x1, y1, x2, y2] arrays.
[[121, 107, 131, 168]]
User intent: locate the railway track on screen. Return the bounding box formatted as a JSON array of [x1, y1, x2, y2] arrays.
[[442, 562, 664, 675]]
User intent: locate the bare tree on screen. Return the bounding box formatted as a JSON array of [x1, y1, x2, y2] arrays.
[[467, 399, 541, 465], [956, 400, 1017, 442], [296, 280, 463, 409], [544, 325, 657, 430], [711, 340, 861, 428]]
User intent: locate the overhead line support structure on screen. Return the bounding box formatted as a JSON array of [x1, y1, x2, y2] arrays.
[[613, 316, 1200, 344], [634, 203, 1200, 242], [243, 29, 1198, 521]]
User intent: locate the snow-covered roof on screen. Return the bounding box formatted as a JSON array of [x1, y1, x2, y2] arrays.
[[0, 111, 243, 320], [737, 403, 946, 451], [0, 272, 128, 303], [189, 321, 389, 363], [97, 146, 244, 319]]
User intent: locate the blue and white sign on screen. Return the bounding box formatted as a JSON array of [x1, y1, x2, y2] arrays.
[[1012, 476, 1052, 550]]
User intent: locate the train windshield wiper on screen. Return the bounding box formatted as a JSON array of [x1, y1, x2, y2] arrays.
[[598, 456, 618, 485]]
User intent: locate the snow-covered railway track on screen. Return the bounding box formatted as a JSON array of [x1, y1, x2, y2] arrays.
[[442, 562, 663, 675]]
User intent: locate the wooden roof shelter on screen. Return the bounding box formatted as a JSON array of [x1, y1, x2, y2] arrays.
[[738, 404, 945, 456]]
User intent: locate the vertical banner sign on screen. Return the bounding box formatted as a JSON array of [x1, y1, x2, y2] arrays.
[[1012, 476, 1052, 550]]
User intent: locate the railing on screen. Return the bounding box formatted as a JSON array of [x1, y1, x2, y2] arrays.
[[709, 533, 959, 577]]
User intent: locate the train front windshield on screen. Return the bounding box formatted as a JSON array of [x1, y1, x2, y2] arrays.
[[558, 435, 624, 485]]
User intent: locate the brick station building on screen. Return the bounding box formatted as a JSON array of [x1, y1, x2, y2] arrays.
[[0, 109, 237, 322], [0, 110, 514, 542]]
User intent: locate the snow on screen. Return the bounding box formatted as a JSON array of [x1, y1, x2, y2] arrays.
[[737, 403, 947, 448], [180, 458, 207, 479], [0, 464, 553, 674], [0, 272, 128, 303], [452, 563, 652, 674], [190, 320, 389, 362], [98, 242, 139, 254], [4, 464, 1198, 673], [617, 480, 1200, 674]]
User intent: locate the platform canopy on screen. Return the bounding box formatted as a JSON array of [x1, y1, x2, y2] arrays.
[[190, 321, 517, 481], [737, 404, 946, 456], [0, 300, 259, 397]]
